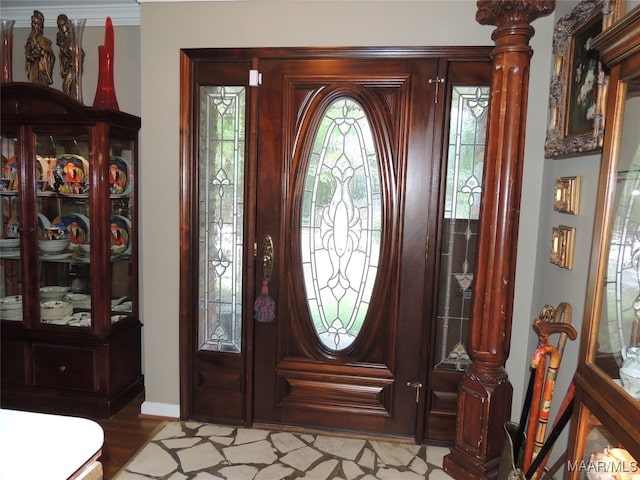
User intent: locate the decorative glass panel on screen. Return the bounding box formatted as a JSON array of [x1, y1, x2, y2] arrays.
[[198, 86, 245, 353], [301, 97, 382, 351], [435, 86, 489, 370]]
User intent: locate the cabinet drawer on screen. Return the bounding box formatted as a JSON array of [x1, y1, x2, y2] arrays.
[[33, 344, 97, 392]]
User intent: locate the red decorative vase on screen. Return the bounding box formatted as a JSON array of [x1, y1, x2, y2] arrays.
[[92, 17, 119, 110], [1, 19, 15, 83]]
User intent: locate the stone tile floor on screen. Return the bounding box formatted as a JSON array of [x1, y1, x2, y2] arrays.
[[114, 421, 455, 479]]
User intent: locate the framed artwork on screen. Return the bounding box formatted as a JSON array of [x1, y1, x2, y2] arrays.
[[544, 0, 622, 159], [553, 176, 580, 214], [550, 225, 576, 270]]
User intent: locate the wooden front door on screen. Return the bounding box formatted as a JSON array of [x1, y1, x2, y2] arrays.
[[251, 56, 436, 437], [180, 47, 491, 442]]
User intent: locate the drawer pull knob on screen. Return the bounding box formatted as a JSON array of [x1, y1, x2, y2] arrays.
[[58, 365, 67, 373]]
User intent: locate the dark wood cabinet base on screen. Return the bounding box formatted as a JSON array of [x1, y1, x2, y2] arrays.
[[1, 319, 144, 419]]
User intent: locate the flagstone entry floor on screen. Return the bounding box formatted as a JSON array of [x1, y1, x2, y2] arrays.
[[114, 421, 455, 479]]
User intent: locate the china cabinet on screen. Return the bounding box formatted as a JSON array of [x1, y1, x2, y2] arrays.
[[567, 5, 640, 477], [0, 83, 142, 418]]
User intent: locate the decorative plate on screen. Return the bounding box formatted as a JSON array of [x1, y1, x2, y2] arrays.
[[51, 213, 90, 246], [49, 154, 89, 195], [37, 213, 51, 239], [1, 156, 19, 193], [110, 215, 131, 254], [5, 216, 19, 238], [109, 156, 130, 195], [36, 156, 55, 194]]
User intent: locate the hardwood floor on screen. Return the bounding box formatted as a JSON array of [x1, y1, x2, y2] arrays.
[[93, 394, 172, 479]]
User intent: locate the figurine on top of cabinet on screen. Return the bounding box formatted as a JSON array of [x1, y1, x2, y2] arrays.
[[56, 14, 84, 100], [24, 10, 54, 86]]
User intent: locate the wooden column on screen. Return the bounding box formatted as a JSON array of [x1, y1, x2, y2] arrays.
[[443, 1, 555, 479]]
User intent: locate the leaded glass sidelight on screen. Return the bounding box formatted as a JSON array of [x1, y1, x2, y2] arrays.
[[300, 97, 382, 352], [198, 86, 245, 353], [435, 86, 489, 370]]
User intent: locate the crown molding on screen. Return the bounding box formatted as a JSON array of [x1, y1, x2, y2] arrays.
[[1, 3, 140, 28]]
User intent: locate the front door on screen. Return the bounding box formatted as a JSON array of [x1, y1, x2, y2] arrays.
[[252, 57, 437, 436], [180, 47, 491, 441]]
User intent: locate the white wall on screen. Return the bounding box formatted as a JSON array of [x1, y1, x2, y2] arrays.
[[138, 0, 554, 424]]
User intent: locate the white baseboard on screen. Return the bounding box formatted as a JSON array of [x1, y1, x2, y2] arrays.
[[141, 401, 180, 419]]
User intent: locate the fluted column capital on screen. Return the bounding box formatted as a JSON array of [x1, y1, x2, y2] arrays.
[[476, 0, 555, 27]]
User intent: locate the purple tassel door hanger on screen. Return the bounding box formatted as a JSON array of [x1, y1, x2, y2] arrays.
[[254, 235, 275, 323]]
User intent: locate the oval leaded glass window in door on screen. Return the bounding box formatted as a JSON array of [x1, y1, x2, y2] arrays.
[[300, 97, 382, 352]]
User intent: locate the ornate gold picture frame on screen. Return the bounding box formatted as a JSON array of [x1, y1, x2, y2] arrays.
[[550, 225, 576, 270], [554, 176, 580, 214], [544, 0, 622, 159]]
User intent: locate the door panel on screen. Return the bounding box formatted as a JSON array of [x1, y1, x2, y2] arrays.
[[253, 58, 437, 436], [183, 61, 254, 424]]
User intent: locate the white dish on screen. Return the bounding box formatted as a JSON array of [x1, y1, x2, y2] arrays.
[[112, 300, 133, 312], [72, 251, 91, 263], [0, 237, 20, 249], [65, 293, 91, 309], [40, 300, 73, 321], [44, 318, 70, 325], [0, 295, 22, 310], [67, 312, 91, 327], [40, 286, 70, 301], [0, 248, 20, 259], [39, 238, 70, 253], [0, 310, 22, 321], [40, 252, 73, 261]]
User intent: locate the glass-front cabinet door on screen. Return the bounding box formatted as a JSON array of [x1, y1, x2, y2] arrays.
[[0, 132, 21, 320], [33, 128, 134, 330], [1, 126, 135, 331], [568, 6, 640, 478]]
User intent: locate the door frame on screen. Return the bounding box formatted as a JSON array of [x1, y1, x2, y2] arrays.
[[178, 46, 493, 443]]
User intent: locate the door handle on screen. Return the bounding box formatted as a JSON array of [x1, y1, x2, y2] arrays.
[[254, 235, 275, 323], [406, 381, 423, 403], [261, 235, 274, 281]]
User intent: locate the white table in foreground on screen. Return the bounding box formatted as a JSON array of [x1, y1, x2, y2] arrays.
[[0, 408, 104, 479]]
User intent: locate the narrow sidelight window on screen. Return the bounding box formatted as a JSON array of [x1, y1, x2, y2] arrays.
[[198, 86, 245, 353]]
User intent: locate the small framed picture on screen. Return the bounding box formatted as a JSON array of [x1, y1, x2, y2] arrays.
[[550, 225, 576, 270], [554, 176, 580, 214]]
